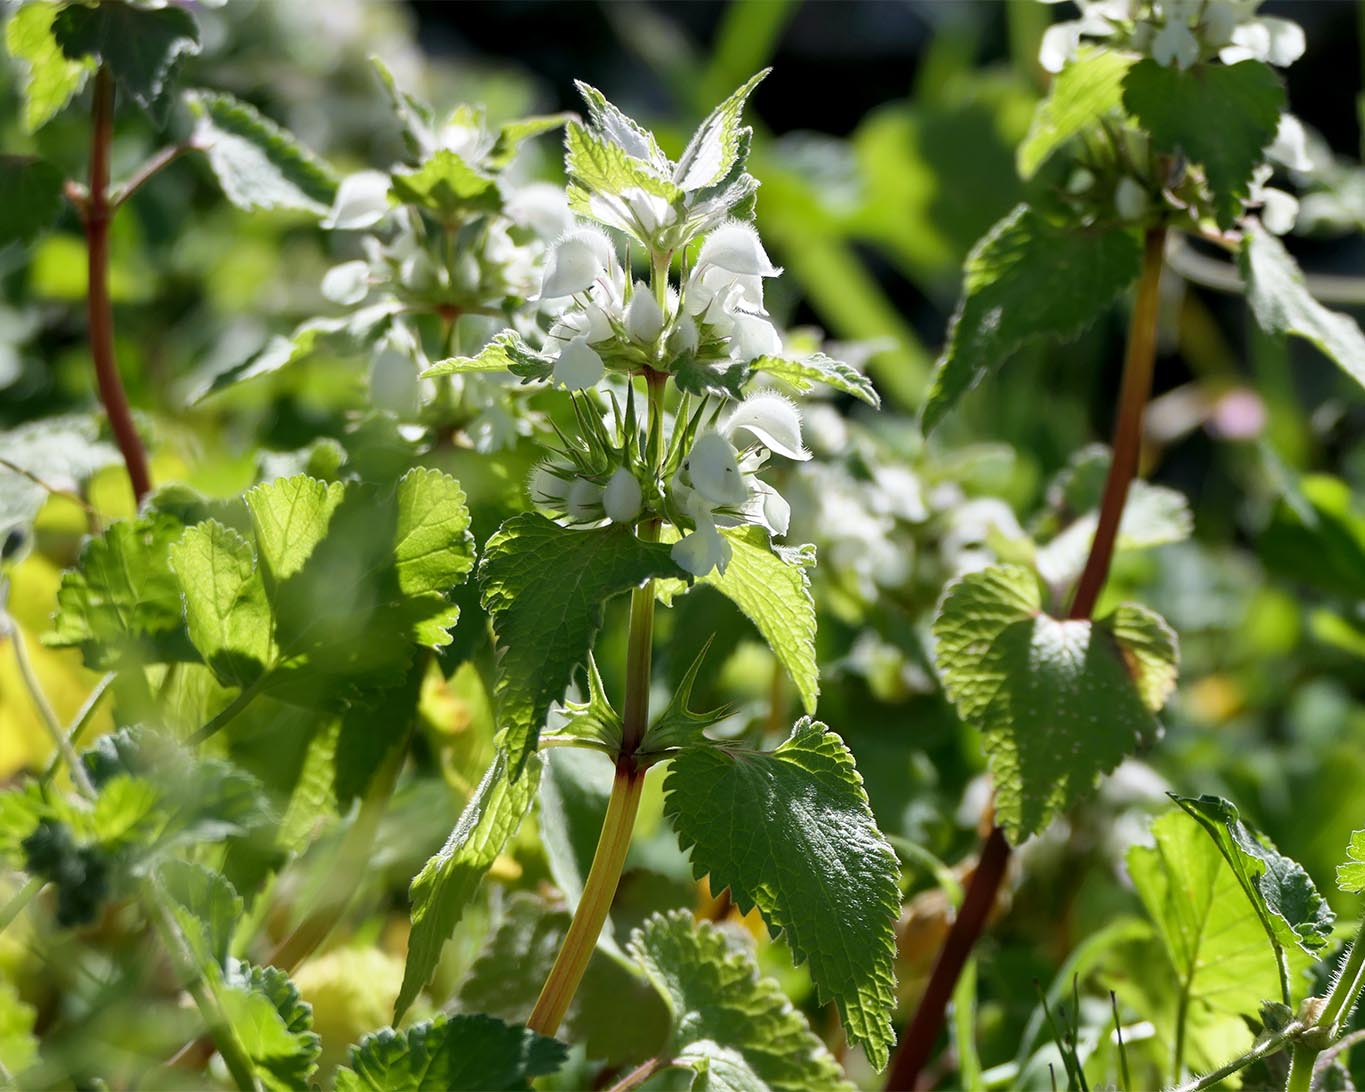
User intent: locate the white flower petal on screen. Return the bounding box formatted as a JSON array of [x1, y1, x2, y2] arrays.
[[541, 230, 613, 299], [671, 520, 732, 577], [1039, 22, 1082, 73], [724, 392, 809, 461], [1231, 16, 1304, 67], [1114, 177, 1149, 222], [323, 170, 392, 231], [625, 282, 664, 343], [686, 431, 748, 507], [1260, 188, 1299, 235], [603, 468, 643, 523], [731, 312, 782, 360], [553, 335, 605, 390], [320, 260, 370, 306], [698, 222, 781, 277], [1151, 19, 1200, 68], [1268, 114, 1312, 172], [566, 477, 604, 521]]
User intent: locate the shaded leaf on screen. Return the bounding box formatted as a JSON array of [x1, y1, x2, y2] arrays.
[[1019, 47, 1134, 178], [0, 156, 65, 251]]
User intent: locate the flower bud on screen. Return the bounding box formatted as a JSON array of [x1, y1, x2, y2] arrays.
[[699, 222, 780, 277], [1114, 177, 1149, 222], [603, 467, 644, 523], [686, 431, 748, 507], [321, 260, 370, 306], [323, 170, 391, 231], [625, 282, 664, 343], [540, 230, 613, 298], [566, 477, 604, 521], [553, 335, 605, 391]]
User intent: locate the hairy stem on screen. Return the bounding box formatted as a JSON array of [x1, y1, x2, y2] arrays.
[[86, 68, 153, 504], [1168, 1022, 1302, 1092], [607, 1056, 668, 1092], [39, 673, 113, 787], [1320, 915, 1365, 1035], [1286, 1042, 1316, 1092], [887, 226, 1168, 1091]]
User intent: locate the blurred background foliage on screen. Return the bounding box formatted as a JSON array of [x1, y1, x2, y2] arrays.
[[3, 1, 1365, 1087]]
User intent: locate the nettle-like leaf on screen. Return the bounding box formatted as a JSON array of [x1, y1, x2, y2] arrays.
[[422, 330, 556, 383], [1122, 58, 1283, 229], [48, 513, 196, 669], [1338, 831, 1365, 893], [1239, 224, 1365, 393], [0, 156, 65, 250], [565, 120, 683, 210], [158, 859, 241, 970], [1173, 795, 1334, 955], [336, 1014, 566, 1092], [170, 470, 474, 701], [663, 719, 900, 1069], [458, 891, 670, 1068], [750, 352, 880, 408], [672, 68, 768, 193], [4, 1, 95, 132], [187, 90, 338, 216], [631, 911, 852, 1092], [53, 0, 200, 122], [0, 415, 119, 549], [671, 356, 752, 400], [1126, 809, 1290, 1077], [478, 513, 687, 774], [921, 204, 1142, 433], [700, 527, 819, 716], [396, 751, 541, 1021], [221, 962, 322, 1092], [390, 150, 502, 221], [1018, 47, 1134, 178], [933, 565, 1178, 840]]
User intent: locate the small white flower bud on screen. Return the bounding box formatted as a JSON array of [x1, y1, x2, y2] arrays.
[[668, 314, 699, 356], [603, 468, 643, 523], [323, 170, 391, 231], [567, 477, 604, 521], [624, 282, 665, 344], [1114, 177, 1149, 222], [686, 431, 748, 507], [540, 230, 613, 298], [699, 222, 780, 277], [321, 260, 370, 306], [553, 335, 606, 391]]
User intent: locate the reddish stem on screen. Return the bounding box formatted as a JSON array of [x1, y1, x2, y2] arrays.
[[886, 226, 1167, 1090], [86, 68, 153, 504]]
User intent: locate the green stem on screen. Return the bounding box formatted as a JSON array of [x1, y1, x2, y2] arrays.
[[1286, 1042, 1316, 1092], [190, 676, 268, 745], [1168, 1022, 1302, 1092], [8, 622, 96, 799], [1320, 915, 1365, 1035], [0, 876, 44, 935], [39, 673, 113, 787]]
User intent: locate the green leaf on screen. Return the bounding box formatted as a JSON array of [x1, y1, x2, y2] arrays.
[[1126, 809, 1289, 1077], [1239, 224, 1365, 393], [478, 513, 686, 773], [574, 80, 670, 171], [671, 356, 753, 400], [932, 565, 1178, 840], [158, 859, 241, 970], [639, 640, 733, 758], [0, 415, 119, 549], [1122, 59, 1283, 228], [672, 69, 767, 192], [458, 891, 670, 1068], [1173, 794, 1334, 955], [0, 978, 38, 1080], [922, 205, 1142, 433], [390, 150, 501, 221], [221, 961, 322, 1092], [1337, 831, 1365, 893], [663, 718, 900, 1069], [421, 330, 555, 383], [4, 2, 94, 132], [53, 0, 200, 122], [396, 750, 540, 1021], [0, 156, 65, 251], [487, 113, 575, 171], [750, 352, 880, 408], [565, 121, 681, 204], [1018, 47, 1134, 179], [336, 1014, 566, 1092], [631, 910, 852, 1092], [49, 513, 195, 669], [545, 655, 623, 755], [187, 90, 338, 216], [700, 527, 818, 716]]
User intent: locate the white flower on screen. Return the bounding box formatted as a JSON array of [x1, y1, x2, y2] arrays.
[[1249, 165, 1299, 235], [1114, 176, 1149, 221], [698, 222, 781, 277], [624, 282, 664, 343], [686, 431, 748, 507], [667, 313, 699, 356], [1151, 18, 1200, 68], [603, 467, 643, 523], [1268, 115, 1312, 173], [321, 260, 370, 306], [566, 477, 604, 521], [505, 182, 573, 240], [588, 186, 678, 246], [541, 229, 615, 299], [671, 492, 733, 577], [1222, 15, 1304, 67], [323, 170, 392, 231], [553, 335, 606, 390], [724, 392, 809, 461]]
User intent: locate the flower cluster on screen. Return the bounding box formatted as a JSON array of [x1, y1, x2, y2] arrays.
[[1040, 0, 1305, 74]]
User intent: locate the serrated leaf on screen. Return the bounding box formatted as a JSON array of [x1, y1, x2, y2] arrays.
[[336, 1014, 566, 1092], [631, 910, 852, 1092], [673, 69, 767, 192], [933, 564, 1177, 840], [158, 859, 241, 970], [4, 2, 94, 132], [0, 415, 119, 547], [187, 90, 338, 215], [1239, 224, 1365, 393], [1127, 809, 1289, 1078], [422, 330, 555, 383], [458, 891, 670, 1068], [639, 640, 733, 758], [395, 750, 540, 1021], [1338, 831, 1365, 893], [922, 205, 1142, 433], [1123, 58, 1283, 229], [671, 356, 753, 399], [48, 513, 195, 669], [1173, 794, 1334, 955], [0, 156, 65, 251], [0, 978, 38, 1080], [487, 113, 575, 171], [574, 80, 669, 170], [53, 0, 200, 122], [701, 527, 818, 716], [663, 718, 900, 1069], [565, 121, 682, 204], [750, 352, 879, 407], [1018, 47, 1134, 178], [478, 513, 687, 773], [390, 150, 501, 221], [222, 961, 321, 1092]]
